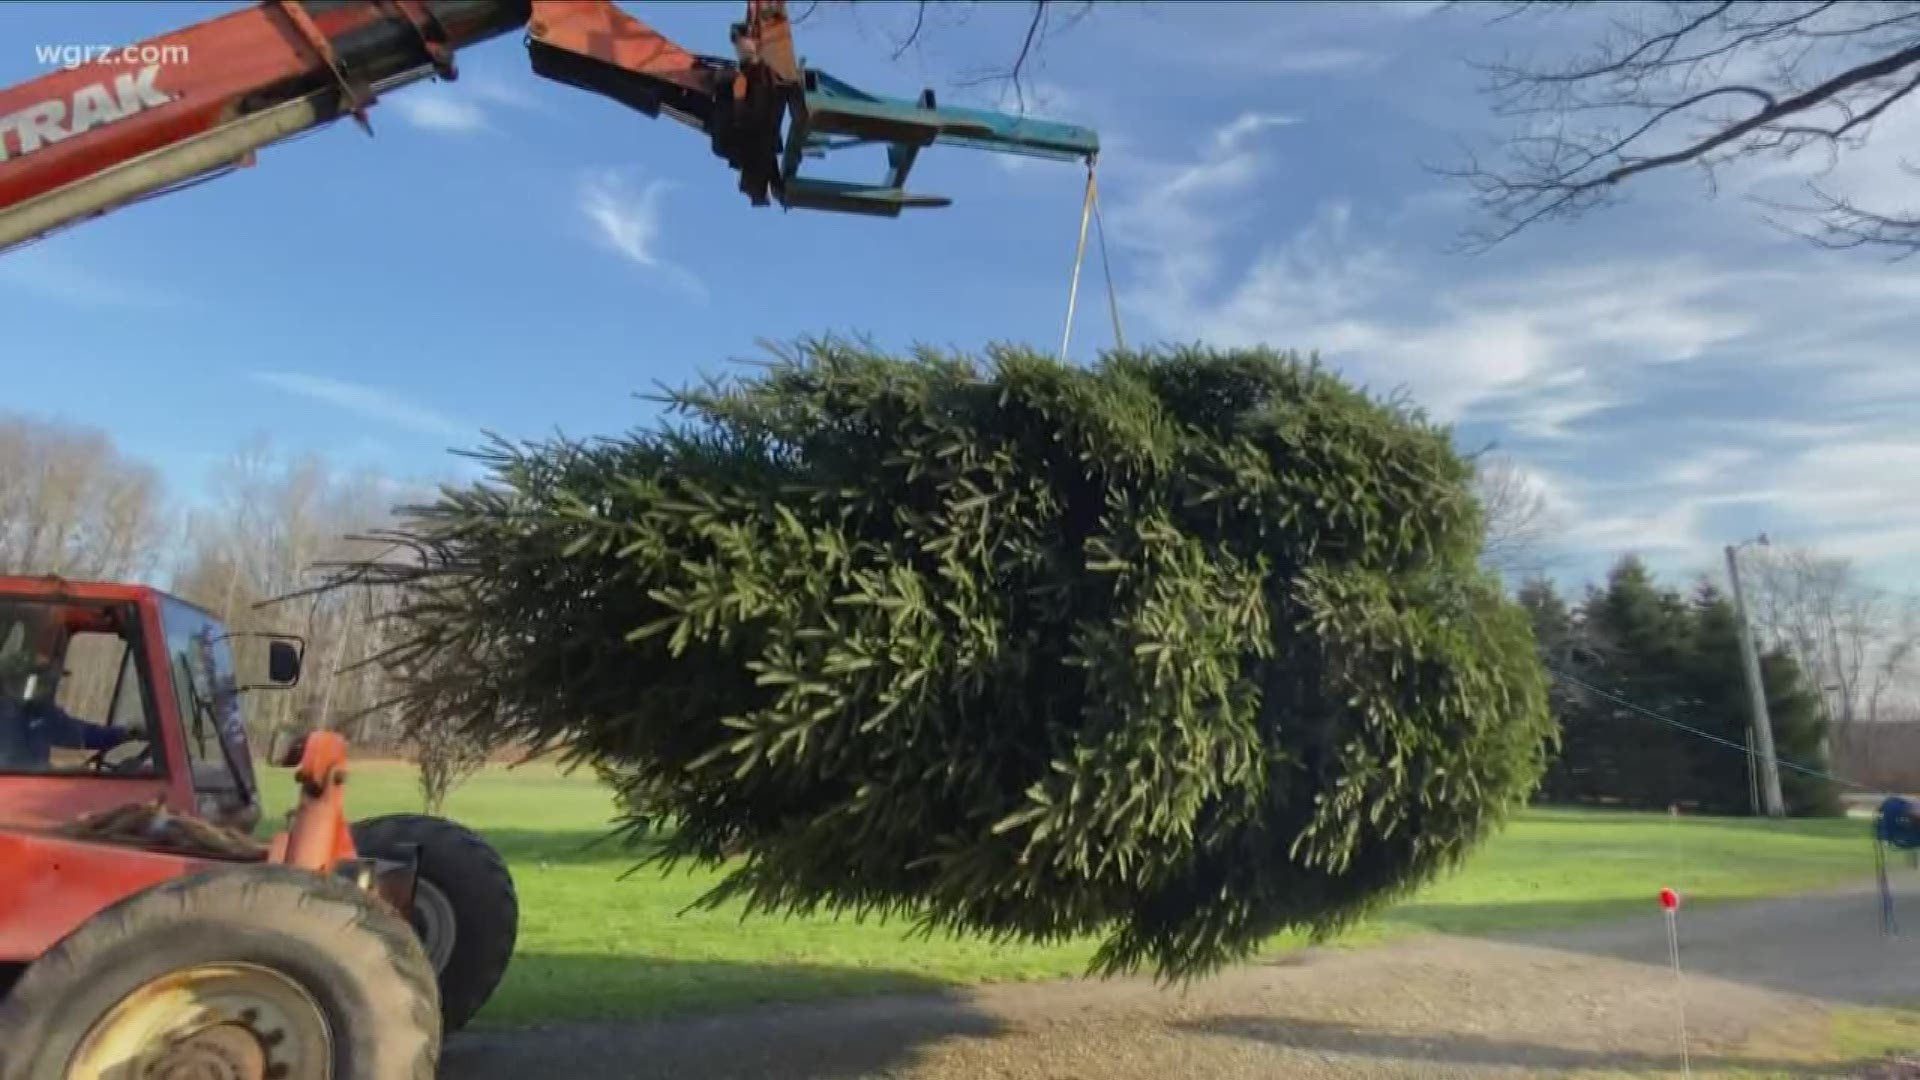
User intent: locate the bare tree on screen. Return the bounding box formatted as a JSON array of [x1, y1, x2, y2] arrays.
[[1474, 453, 1566, 580], [1867, 594, 1920, 723], [0, 414, 170, 581], [1456, 2, 1920, 251], [398, 645, 494, 815], [172, 439, 412, 752], [1742, 543, 1920, 750]]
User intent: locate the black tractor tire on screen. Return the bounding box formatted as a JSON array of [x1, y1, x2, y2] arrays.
[[0, 863, 439, 1080], [351, 813, 518, 1033]]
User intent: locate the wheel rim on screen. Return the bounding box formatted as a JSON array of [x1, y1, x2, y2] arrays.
[[66, 962, 333, 1080], [410, 877, 458, 975]]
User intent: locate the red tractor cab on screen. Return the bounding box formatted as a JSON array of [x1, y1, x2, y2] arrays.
[[0, 577, 518, 1078], [0, 577, 279, 832]]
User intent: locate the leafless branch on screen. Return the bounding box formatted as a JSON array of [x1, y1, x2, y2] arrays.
[[946, 1, 1096, 111], [892, 0, 932, 60], [787, 1, 1091, 109], [1452, 1, 1920, 249]]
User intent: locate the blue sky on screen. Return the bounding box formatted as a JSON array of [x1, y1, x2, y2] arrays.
[[5, 1, 1919, 593]]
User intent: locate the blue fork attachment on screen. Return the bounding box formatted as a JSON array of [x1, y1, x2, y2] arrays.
[[778, 70, 1099, 217]]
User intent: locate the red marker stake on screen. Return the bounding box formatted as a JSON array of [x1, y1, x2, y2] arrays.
[[1661, 887, 1691, 1079]]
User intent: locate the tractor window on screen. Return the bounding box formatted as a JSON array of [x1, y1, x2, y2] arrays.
[[158, 598, 256, 817], [0, 598, 160, 777], [48, 630, 158, 773]]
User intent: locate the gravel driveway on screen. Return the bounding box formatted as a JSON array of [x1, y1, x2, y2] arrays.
[[443, 878, 1920, 1079]]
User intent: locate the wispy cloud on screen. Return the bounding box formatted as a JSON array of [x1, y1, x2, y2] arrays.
[[1654, 447, 1761, 489], [1475, 369, 1616, 441], [1268, 48, 1384, 74], [392, 88, 489, 133], [1099, 96, 1920, 587], [578, 171, 707, 299], [1492, 459, 1708, 560], [1108, 110, 1303, 330], [1111, 117, 1777, 428], [391, 74, 541, 134], [1368, 0, 1445, 17], [249, 372, 469, 439], [0, 246, 176, 309], [465, 76, 541, 110]]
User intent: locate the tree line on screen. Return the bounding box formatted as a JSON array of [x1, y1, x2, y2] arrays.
[[1520, 551, 1920, 816], [6, 408, 1915, 812]]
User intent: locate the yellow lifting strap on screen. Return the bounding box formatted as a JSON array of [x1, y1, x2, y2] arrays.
[[1059, 159, 1126, 361]]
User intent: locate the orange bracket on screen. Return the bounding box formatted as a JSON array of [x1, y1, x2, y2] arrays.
[[527, 1, 709, 92], [383, 0, 460, 81], [267, 730, 357, 872], [273, 0, 376, 133]]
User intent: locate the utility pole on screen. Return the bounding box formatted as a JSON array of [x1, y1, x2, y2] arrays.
[[1726, 541, 1786, 817]]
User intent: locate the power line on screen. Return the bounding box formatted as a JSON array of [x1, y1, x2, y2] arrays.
[[1548, 667, 1871, 792]]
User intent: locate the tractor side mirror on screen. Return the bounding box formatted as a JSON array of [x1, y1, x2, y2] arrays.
[[267, 639, 302, 686], [224, 630, 306, 692]]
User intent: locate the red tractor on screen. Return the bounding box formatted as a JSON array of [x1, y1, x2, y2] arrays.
[[0, 576, 518, 1078]]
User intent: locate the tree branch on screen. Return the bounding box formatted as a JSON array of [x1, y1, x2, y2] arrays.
[[785, 1, 1089, 112], [1455, 1, 1920, 248]]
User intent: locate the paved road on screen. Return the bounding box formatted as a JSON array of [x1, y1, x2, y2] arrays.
[[443, 879, 1920, 1079]]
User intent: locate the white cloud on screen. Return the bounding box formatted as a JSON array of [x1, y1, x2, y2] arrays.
[[465, 76, 541, 110], [1109, 113, 1750, 427], [1108, 111, 1304, 332], [1109, 106, 1920, 448], [1102, 99, 1920, 588], [1488, 457, 1708, 561], [1137, 209, 1751, 426], [1655, 447, 1761, 488], [0, 246, 175, 309], [391, 74, 542, 134], [1268, 48, 1384, 74], [1475, 369, 1616, 441], [1567, 499, 1706, 555], [1370, 0, 1445, 16], [578, 171, 707, 300], [391, 89, 488, 133], [1212, 113, 1300, 150], [1768, 438, 1920, 525], [249, 372, 469, 439], [1731, 76, 1920, 217]]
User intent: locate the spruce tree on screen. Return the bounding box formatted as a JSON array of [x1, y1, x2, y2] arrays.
[[1533, 569, 1842, 818], [1760, 651, 1843, 817], [1518, 577, 1596, 805], [1683, 584, 1774, 814], [343, 340, 1556, 980], [1575, 558, 1697, 807]]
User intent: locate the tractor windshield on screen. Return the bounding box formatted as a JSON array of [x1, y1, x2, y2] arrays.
[[157, 597, 257, 812]]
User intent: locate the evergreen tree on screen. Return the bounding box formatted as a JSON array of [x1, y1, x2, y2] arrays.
[[1575, 557, 1697, 808], [1682, 584, 1774, 814], [1760, 650, 1843, 817], [1531, 565, 1843, 818], [1518, 577, 1600, 805], [337, 341, 1556, 981]]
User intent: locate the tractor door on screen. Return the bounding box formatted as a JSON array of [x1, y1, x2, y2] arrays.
[[155, 598, 261, 832]]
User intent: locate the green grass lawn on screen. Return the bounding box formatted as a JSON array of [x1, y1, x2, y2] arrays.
[[266, 762, 1882, 1028]]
